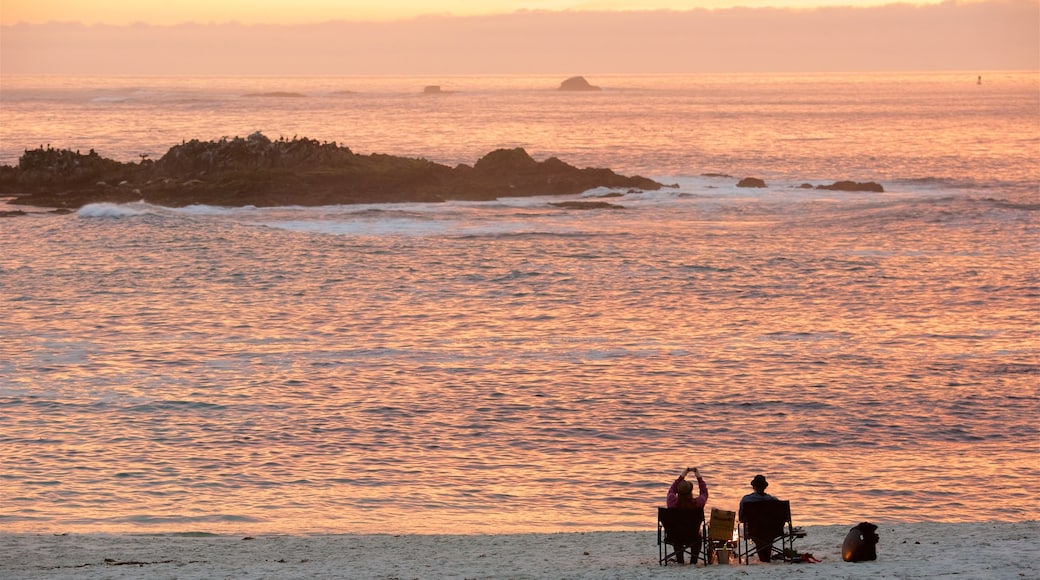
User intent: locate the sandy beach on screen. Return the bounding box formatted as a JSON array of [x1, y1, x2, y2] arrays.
[[2, 521, 1036, 579]]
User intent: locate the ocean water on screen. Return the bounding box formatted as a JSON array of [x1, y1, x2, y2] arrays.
[[0, 72, 1037, 535]]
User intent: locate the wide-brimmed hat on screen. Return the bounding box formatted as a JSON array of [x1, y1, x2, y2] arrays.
[[750, 474, 768, 489]]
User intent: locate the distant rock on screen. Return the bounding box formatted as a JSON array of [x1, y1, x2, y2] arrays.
[[737, 177, 767, 188], [423, 85, 443, 94], [0, 208, 69, 218], [558, 76, 601, 91], [549, 201, 624, 210], [242, 92, 307, 98], [0, 134, 664, 209], [798, 183, 814, 189], [816, 180, 884, 192]]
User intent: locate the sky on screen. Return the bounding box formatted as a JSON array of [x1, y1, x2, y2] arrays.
[[2, 0, 960, 25], [1, 0, 1036, 74]]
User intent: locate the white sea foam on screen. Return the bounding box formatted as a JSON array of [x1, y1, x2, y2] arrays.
[[261, 218, 453, 236], [76, 202, 156, 218], [171, 204, 258, 216], [66, 179, 998, 237]]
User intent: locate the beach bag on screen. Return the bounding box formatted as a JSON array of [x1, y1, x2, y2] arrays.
[[842, 522, 879, 562]]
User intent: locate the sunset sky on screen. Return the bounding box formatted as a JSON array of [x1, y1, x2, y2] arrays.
[[1, 0, 1036, 74], [3, 0, 961, 24]]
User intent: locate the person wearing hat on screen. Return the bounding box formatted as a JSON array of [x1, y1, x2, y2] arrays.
[[665, 467, 708, 564], [739, 474, 779, 561]]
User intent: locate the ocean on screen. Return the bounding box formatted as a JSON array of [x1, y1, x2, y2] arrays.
[[0, 72, 1037, 535]]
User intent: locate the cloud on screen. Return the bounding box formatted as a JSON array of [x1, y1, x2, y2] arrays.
[[1, 1, 1036, 74]]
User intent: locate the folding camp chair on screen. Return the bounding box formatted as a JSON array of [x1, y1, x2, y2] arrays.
[[738, 500, 806, 564], [657, 507, 705, 565], [703, 508, 737, 564]]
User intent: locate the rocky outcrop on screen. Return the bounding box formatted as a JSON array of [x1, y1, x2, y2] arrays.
[[737, 177, 767, 188], [0, 133, 664, 209], [816, 180, 884, 192], [14, 146, 127, 187], [447, 148, 659, 200], [558, 76, 601, 91]]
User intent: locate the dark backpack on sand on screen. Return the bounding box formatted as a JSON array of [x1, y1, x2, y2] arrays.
[[842, 522, 880, 562]]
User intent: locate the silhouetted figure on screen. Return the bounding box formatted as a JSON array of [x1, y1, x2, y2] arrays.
[[842, 522, 880, 562], [666, 467, 709, 564], [739, 474, 779, 562]]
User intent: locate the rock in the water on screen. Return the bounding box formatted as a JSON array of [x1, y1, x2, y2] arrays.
[[0, 134, 664, 209], [549, 201, 624, 210], [473, 148, 540, 173], [243, 92, 307, 98], [816, 180, 884, 192], [737, 177, 767, 188], [558, 76, 601, 91]]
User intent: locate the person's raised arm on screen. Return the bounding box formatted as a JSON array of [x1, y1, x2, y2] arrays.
[[692, 467, 708, 507]]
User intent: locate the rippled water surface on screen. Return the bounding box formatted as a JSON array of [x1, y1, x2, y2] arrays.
[[0, 73, 1037, 534]]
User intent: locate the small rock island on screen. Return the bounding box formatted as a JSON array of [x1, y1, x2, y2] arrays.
[[558, 76, 601, 91], [0, 132, 664, 209]]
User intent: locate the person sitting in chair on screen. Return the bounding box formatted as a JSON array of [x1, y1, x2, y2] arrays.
[[738, 474, 779, 562], [665, 466, 708, 564]]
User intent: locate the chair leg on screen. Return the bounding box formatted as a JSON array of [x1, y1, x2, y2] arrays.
[[785, 531, 798, 561], [658, 524, 668, 566], [660, 543, 680, 566], [661, 543, 697, 566]]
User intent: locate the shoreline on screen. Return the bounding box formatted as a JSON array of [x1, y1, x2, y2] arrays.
[[3, 521, 1037, 579]]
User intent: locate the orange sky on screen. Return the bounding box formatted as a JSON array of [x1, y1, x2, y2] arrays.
[[3, 0, 956, 24]]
